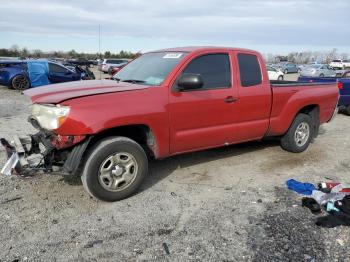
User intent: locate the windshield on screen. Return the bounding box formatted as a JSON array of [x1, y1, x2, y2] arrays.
[[332, 60, 341, 62], [113, 52, 187, 86]]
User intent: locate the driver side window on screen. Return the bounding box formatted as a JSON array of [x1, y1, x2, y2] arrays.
[[181, 53, 231, 89]]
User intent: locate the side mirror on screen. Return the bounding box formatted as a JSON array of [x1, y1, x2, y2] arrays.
[[177, 73, 204, 90]]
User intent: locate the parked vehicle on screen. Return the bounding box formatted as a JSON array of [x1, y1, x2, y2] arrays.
[[108, 62, 129, 75], [267, 66, 284, 81], [298, 61, 321, 72], [99, 59, 130, 73], [299, 71, 350, 114], [0, 60, 94, 90], [1, 47, 339, 201], [66, 58, 94, 67], [277, 62, 299, 74], [300, 64, 336, 77], [330, 59, 350, 70]]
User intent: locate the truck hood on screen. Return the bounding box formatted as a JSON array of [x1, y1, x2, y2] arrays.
[[24, 79, 149, 104]]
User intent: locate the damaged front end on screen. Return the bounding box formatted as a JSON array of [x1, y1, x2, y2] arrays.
[[1, 122, 89, 177]]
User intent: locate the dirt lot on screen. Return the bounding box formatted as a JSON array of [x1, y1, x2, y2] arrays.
[[0, 73, 350, 262]]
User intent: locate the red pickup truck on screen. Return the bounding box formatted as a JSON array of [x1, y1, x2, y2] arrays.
[[1, 47, 339, 201]]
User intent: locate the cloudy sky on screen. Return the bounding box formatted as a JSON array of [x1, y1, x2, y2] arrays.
[[0, 0, 349, 54]]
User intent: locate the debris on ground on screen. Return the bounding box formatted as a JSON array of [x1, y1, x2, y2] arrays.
[[84, 240, 103, 248], [162, 242, 170, 255], [0, 196, 22, 204], [287, 179, 350, 227]]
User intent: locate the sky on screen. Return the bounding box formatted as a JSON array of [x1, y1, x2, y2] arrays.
[[0, 0, 349, 55]]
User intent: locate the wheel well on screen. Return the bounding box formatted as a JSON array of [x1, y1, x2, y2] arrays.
[[86, 125, 156, 159], [297, 105, 320, 137]]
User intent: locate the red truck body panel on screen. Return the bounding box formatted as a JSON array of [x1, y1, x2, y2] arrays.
[[24, 47, 339, 159]]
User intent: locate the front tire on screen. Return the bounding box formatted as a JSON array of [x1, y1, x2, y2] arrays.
[[281, 113, 314, 153], [81, 137, 148, 201], [278, 75, 283, 81]]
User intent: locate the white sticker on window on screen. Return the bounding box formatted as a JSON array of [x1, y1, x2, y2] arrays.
[[163, 53, 182, 59]]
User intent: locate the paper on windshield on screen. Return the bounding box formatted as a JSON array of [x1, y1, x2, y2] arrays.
[[163, 53, 183, 59]]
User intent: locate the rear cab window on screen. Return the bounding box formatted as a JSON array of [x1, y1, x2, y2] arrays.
[[237, 53, 262, 87]]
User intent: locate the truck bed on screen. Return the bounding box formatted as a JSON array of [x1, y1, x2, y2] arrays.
[[266, 80, 339, 136], [270, 80, 337, 87]]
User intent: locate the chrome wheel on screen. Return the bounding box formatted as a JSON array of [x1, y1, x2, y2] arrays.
[[294, 122, 310, 147], [98, 152, 138, 192]]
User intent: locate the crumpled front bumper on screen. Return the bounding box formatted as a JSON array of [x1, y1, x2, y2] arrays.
[[1, 131, 91, 177]]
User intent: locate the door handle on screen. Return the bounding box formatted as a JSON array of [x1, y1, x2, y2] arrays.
[[224, 96, 238, 103]]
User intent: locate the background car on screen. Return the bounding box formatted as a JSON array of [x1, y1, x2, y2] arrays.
[[99, 59, 130, 73], [267, 66, 284, 81], [298, 61, 321, 72], [108, 63, 128, 75], [300, 64, 336, 77], [0, 60, 94, 90], [329, 59, 350, 70], [277, 62, 299, 74]]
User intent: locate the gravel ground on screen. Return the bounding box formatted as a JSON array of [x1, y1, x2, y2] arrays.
[[0, 73, 350, 262]]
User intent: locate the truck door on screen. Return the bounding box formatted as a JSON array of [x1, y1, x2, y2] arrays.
[[169, 52, 239, 154], [233, 52, 272, 141]]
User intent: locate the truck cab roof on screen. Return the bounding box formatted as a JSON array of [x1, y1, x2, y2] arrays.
[[151, 46, 257, 54]]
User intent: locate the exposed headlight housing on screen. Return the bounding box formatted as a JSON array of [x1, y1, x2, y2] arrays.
[[31, 104, 70, 130]]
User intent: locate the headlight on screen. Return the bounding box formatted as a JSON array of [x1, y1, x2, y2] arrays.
[[31, 104, 70, 130]]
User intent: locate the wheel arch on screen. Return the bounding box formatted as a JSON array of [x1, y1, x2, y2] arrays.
[[291, 104, 320, 138], [86, 124, 157, 159]]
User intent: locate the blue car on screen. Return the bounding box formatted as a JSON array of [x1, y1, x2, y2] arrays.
[[298, 71, 350, 115], [0, 60, 94, 90], [277, 62, 299, 74]]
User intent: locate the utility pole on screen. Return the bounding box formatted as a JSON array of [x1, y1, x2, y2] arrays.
[[99, 24, 101, 80]]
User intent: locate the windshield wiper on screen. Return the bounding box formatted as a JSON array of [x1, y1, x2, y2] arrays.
[[121, 79, 146, 84], [113, 77, 121, 82]]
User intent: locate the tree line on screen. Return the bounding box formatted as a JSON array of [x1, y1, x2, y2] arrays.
[[1, 45, 349, 64], [0, 45, 141, 60], [264, 48, 349, 64]]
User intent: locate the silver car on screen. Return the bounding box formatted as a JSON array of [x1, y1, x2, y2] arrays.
[[99, 59, 131, 73], [300, 64, 336, 77]]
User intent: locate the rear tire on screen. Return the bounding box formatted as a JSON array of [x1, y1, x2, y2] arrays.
[[11, 75, 30, 90], [281, 113, 314, 153], [81, 136, 148, 202], [284, 69, 288, 74]]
